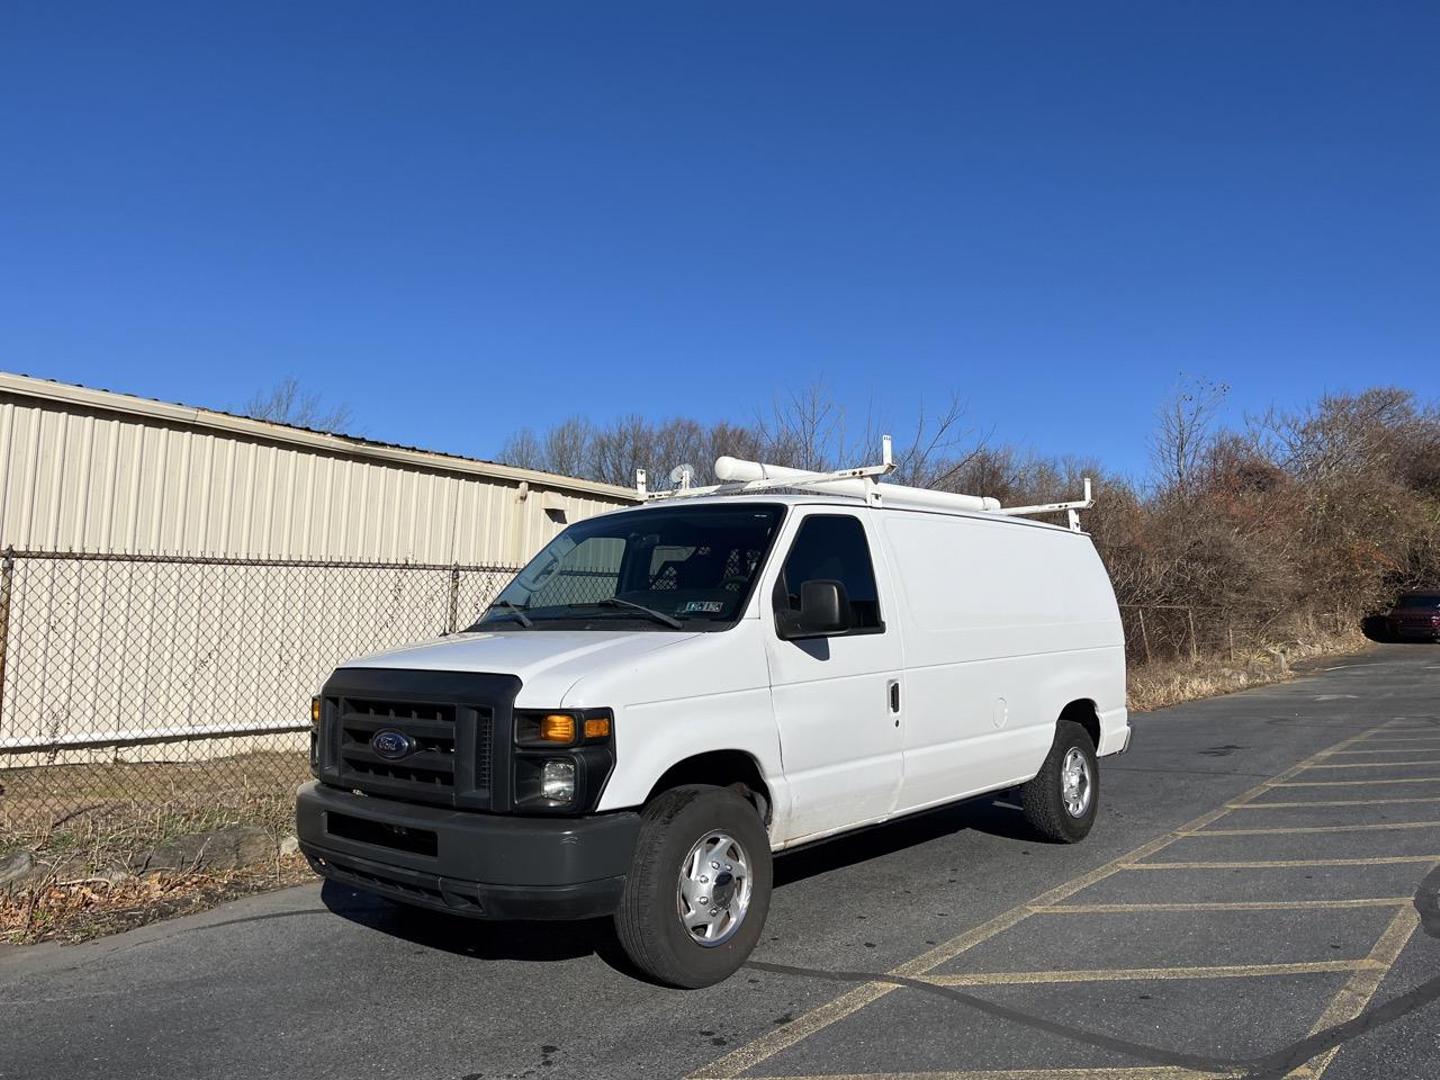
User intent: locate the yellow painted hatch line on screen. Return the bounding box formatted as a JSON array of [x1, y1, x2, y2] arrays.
[[1225, 796, 1440, 808], [691, 723, 1386, 1080], [1299, 760, 1440, 769], [696, 1068, 1246, 1080], [1281, 908, 1422, 1080], [919, 959, 1381, 987], [1031, 898, 1412, 914], [1179, 820, 1440, 837], [1272, 777, 1440, 787], [1123, 855, 1440, 870]]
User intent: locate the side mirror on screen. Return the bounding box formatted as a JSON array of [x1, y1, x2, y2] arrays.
[[780, 579, 852, 639]]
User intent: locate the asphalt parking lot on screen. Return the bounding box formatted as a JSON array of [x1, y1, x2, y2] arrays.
[[2, 644, 1438, 1080]]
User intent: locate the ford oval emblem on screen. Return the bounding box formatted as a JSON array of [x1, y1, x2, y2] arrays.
[[370, 729, 415, 760]]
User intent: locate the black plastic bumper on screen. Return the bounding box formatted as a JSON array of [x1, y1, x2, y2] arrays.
[[296, 781, 640, 920]]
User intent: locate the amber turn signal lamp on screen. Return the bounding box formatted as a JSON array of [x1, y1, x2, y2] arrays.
[[583, 717, 611, 739], [539, 713, 577, 743], [310, 696, 322, 727]]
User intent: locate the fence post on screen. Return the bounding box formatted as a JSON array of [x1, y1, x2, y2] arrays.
[[446, 563, 460, 634], [0, 547, 13, 727], [1137, 607, 1153, 665], [1187, 607, 1199, 664], [1228, 625, 1235, 664]]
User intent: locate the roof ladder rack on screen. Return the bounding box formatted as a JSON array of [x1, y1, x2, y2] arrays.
[[637, 435, 1094, 530]]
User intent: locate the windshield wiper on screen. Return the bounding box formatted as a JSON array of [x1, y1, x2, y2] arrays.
[[591, 597, 683, 629], [486, 599, 533, 628]]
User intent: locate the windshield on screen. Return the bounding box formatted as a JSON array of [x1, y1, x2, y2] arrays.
[[473, 503, 786, 631]]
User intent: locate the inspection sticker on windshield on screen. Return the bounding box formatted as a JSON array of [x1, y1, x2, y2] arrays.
[[679, 600, 723, 614]]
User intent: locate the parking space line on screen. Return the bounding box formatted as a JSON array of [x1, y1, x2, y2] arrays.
[[1320, 748, 1440, 756], [1123, 856, 1440, 869], [919, 959, 1380, 987], [704, 1073, 1235, 1080], [1031, 899, 1411, 914], [1224, 797, 1440, 808], [693, 725, 1385, 1080], [1179, 821, 1440, 836], [1299, 761, 1440, 769], [1280, 908, 1422, 1080], [1272, 777, 1440, 786]]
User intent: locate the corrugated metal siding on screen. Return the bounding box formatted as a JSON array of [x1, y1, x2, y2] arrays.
[[0, 390, 632, 562], [0, 377, 637, 765]]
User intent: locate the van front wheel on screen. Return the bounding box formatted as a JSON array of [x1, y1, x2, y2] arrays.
[[1020, 720, 1099, 843], [614, 784, 772, 988]]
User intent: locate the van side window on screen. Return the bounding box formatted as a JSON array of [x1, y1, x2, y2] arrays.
[[775, 515, 884, 632]]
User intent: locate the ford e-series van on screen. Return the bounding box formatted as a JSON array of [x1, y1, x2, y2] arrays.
[[297, 445, 1129, 987]]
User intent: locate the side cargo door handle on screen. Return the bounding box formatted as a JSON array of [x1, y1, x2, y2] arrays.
[[888, 679, 901, 719]]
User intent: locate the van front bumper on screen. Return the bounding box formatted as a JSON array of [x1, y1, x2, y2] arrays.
[[296, 781, 640, 920]]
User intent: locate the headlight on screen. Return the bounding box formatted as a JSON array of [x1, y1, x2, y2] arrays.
[[514, 709, 613, 747], [512, 709, 615, 812], [541, 759, 577, 801]]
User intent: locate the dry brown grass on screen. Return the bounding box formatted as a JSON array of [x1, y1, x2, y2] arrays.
[[1127, 628, 1369, 712], [0, 752, 317, 945], [1, 752, 309, 873], [0, 853, 315, 945]]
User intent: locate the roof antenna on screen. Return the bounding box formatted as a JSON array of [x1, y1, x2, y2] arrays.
[[669, 463, 695, 492]]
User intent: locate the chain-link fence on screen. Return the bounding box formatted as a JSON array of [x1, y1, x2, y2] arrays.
[[0, 549, 519, 845], [1, 544, 1356, 860], [1118, 603, 1350, 667]]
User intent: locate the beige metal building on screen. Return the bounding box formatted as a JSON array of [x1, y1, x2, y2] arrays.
[[0, 372, 635, 563], [0, 372, 636, 765]]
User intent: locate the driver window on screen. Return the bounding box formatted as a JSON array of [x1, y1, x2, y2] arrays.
[[774, 514, 884, 632]]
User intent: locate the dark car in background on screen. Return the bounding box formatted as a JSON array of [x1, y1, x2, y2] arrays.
[[1386, 591, 1440, 642]]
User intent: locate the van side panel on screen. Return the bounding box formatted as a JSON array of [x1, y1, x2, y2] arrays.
[[880, 512, 1127, 814]]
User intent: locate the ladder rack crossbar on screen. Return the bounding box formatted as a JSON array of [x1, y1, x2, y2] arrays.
[[991, 478, 1094, 518], [634, 435, 1093, 531]]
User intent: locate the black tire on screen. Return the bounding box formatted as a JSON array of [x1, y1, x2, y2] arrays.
[[1020, 720, 1099, 843], [614, 784, 772, 988]]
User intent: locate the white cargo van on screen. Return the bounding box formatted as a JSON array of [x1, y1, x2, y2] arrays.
[[297, 440, 1129, 987]]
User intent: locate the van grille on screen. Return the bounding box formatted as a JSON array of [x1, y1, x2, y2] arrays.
[[332, 696, 492, 807]]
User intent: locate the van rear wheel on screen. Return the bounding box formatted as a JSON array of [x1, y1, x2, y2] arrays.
[[614, 784, 772, 988], [1021, 720, 1099, 843]]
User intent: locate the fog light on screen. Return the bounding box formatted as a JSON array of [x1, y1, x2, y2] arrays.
[[541, 759, 577, 802]]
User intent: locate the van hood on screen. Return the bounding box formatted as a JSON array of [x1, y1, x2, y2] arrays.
[[339, 629, 702, 707]]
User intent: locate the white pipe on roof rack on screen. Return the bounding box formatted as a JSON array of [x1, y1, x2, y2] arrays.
[[713, 456, 1000, 513]]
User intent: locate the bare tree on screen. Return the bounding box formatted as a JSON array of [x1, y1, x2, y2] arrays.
[[889, 393, 987, 489], [243, 377, 354, 434], [1150, 377, 1227, 493], [499, 427, 543, 470], [589, 414, 654, 488], [752, 381, 844, 472], [544, 416, 594, 478]]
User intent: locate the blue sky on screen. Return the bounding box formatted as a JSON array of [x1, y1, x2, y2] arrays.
[[2, 2, 1436, 479]]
